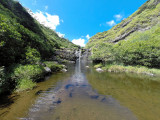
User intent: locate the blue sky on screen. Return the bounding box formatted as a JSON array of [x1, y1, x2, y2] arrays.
[[18, 0, 147, 46]]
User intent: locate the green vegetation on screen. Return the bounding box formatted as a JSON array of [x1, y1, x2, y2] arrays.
[[94, 63, 103, 69], [25, 47, 41, 64], [87, 0, 160, 75], [101, 64, 160, 76], [44, 61, 64, 72], [0, 0, 78, 94], [5, 62, 64, 92]]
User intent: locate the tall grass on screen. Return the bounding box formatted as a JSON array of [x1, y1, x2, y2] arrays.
[[102, 64, 160, 76]]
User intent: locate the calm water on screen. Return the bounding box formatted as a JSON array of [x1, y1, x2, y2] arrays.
[[0, 60, 160, 120]]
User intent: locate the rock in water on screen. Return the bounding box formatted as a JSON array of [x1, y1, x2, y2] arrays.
[[44, 67, 51, 73], [96, 68, 104, 72], [61, 69, 67, 72], [62, 65, 67, 69]]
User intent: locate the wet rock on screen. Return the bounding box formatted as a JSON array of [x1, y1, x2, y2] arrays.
[[96, 68, 104, 72], [101, 97, 106, 102], [53, 98, 62, 104], [44, 67, 51, 73], [35, 90, 43, 95], [145, 72, 154, 76], [86, 66, 89, 68], [61, 69, 67, 72], [39, 62, 46, 67], [52, 48, 79, 62], [62, 65, 67, 69], [90, 95, 99, 99], [68, 61, 76, 63]]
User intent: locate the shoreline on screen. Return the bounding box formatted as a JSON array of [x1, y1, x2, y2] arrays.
[[95, 64, 160, 77]]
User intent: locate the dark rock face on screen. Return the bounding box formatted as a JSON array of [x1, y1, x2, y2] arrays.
[[52, 48, 91, 63], [52, 48, 79, 63], [81, 49, 92, 61]]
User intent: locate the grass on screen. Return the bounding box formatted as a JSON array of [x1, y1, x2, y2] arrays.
[[94, 63, 103, 69], [16, 78, 36, 91], [101, 64, 160, 76], [11, 64, 45, 91], [10, 62, 64, 92]]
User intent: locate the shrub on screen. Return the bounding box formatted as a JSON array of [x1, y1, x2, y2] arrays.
[[25, 47, 41, 64], [16, 78, 36, 91], [91, 43, 115, 63], [94, 63, 103, 68], [11, 64, 45, 91], [44, 61, 63, 72]]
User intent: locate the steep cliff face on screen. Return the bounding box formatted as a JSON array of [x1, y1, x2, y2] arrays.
[[86, 0, 160, 48], [86, 0, 160, 68]]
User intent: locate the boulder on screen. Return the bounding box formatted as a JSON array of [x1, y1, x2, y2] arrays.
[[96, 68, 104, 72], [44, 67, 51, 73], [61, 69, 67, 72]]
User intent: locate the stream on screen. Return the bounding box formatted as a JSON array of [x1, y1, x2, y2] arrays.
[[1, 54, 160, 120]]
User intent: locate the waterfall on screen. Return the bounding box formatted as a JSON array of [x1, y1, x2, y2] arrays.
[[78, 49, 81, 73], [79, 49, 81, 62]]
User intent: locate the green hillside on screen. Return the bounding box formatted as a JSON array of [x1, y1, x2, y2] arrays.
[[86, 0, 160, 68], [0, 0, 78, 67], [0, 0, 78, 94]]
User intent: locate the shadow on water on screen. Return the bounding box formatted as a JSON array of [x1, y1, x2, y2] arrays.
[[0, 95, 17, 109], [0, 94, 19, 117]]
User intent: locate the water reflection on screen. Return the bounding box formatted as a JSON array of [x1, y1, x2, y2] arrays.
[[2, 50, 158, 120], [21, 59, 137, 120], [87, 70, 160, 120]]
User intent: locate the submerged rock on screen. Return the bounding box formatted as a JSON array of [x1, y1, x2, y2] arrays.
[[96, 68, 104, 72], [145, 72, 154, 76]]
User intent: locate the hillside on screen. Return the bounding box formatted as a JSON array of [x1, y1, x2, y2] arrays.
[[0, 0, 78, 67], [0, 0, 79, 94], [86, 0, 160, 68]]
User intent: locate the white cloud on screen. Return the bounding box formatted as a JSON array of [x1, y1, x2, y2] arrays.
[[86, 34, 91, 39], [72, 38, 86, 47], [57, 32, 65, 38], [31, 11, 60, 30], [45, 6, 48, 10], [106, 20, 116, 27], [114, 14, 123, 21]]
